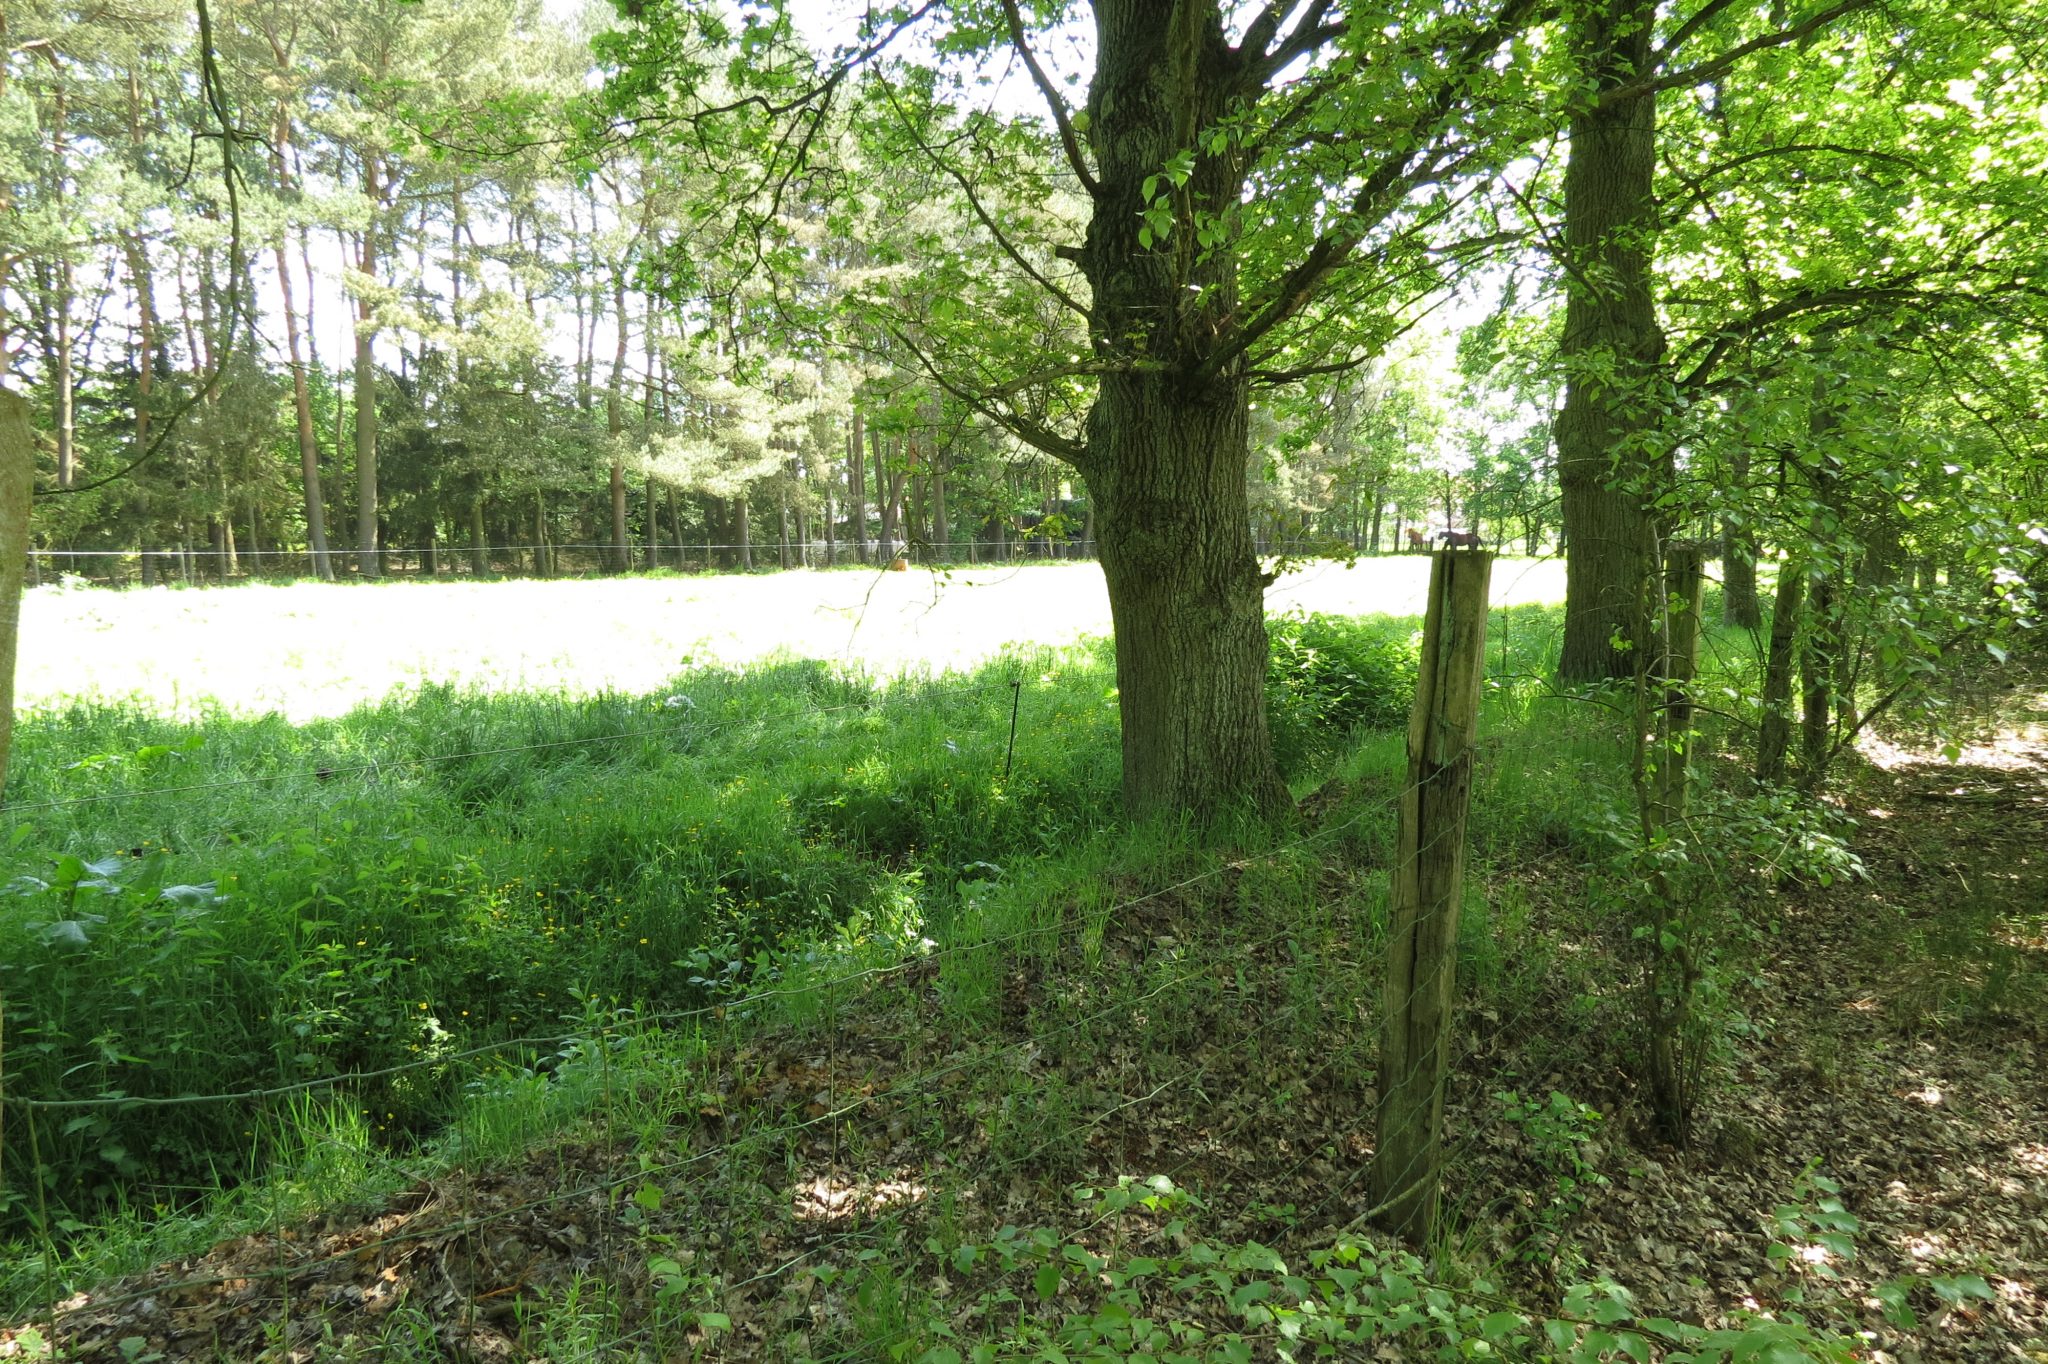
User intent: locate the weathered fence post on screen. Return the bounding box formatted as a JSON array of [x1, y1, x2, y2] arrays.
[[1371, 546, 1492, 1243]]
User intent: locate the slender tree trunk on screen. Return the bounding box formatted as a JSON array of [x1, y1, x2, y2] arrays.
[[1801, 573, 1837, 783], [874, 433, 897, 559], [272, 115, 331, 581], [607, 275, 630, 572], [352, 154, 383, 577], [470, 496, 488, 575], [823, 472, 838, 566], [1720, 444, 1760, 626], [847, 412, 869, 563], [1554, 0, 1665, 682], [1755, 566, 1804, 783], [736, 496, 753, 570], [646, 476, 660, 570], [930, 454, 949, 562], [1798, 383, 1842, 788]]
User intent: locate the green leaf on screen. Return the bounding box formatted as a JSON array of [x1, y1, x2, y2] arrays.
[[1035, 1260, 1062, 1301], [1930, 1274, 1994, 1304]]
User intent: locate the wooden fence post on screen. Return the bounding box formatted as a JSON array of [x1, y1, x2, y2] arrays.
[[1370, 546, 1492, 1243]]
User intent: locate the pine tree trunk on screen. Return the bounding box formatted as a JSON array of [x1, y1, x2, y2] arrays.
[[352, 157, 383, 578], [607, 275, 631, 572], [1554, 0, 1665, 681], [847, 412, 868, 564], [646, 476, 660, 570]]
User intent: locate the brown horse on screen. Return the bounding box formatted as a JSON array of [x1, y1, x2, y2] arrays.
[[1437, 529, 1482, 549], [1403, 526, 1430, 552]]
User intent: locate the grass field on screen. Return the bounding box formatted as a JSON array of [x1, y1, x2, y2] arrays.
[[7, 558, 1575, 1250], [21, 556, 1568, 719]]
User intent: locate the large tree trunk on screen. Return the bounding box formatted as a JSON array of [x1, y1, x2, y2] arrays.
[[1554, 0, 1666, 682], [1089, 376, 1287, 819], [0, 390, 33, 799], [1075, 0, 1288, 818]]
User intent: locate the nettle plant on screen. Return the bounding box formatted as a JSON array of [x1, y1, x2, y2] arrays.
[[1496, 1089, 1608, 1270], [917, 1177, 1861, 1364], [1762, 1167, 1996, 1337]]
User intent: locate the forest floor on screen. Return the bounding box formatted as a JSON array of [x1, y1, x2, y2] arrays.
[[9, 678, 2042, 1364], [18, 556, 1567, 720]]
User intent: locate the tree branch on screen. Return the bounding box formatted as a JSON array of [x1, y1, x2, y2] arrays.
[[1199, 0, 1545, 381], [1652, 0, 1745, 65], [883, 322, 1091, 465], [878, 81, 1089, 318], [1604, 0, 1880, 106], [1247, 0, 1343, 85], [996, 0, 1099, 198], [1656, 141, 1925, 226]]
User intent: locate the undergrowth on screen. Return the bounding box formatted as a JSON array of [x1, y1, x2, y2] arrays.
[[7, 592, 2004, 1364]]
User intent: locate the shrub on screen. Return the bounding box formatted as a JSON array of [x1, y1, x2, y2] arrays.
[[1266, 612, 1420, 777]]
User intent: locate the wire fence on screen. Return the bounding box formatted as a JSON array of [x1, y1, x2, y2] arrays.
[[0, 741, 1548, 1360], [0, 556, 1608, 1360], [23, 537, 1466, 588]]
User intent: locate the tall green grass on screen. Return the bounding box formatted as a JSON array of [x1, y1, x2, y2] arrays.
[[2, 647, 1130, 1232]]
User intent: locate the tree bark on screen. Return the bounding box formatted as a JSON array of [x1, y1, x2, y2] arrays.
[[470, 495, 488, 575], [1554, 0, 1666, 681], [1755, 564, 1804, 784], [49, 78, 76, 490], [1089, 375, 1288, 818]]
